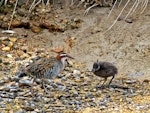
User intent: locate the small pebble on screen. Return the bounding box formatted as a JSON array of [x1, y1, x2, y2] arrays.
[[85, 93, 94, 99], [57, 85, 66, 91], [15, 57, 22, 61], [0, 80, 5, 86], [15, 110, 26, 113], [8, 93, 17, 99], [99, 101, 107, 106], [12, 76, 20, 82], [6, 54, 13, 58], [68, 101, 74, 105], [30, 111, 37, 113], [2, 46, 11, 52], [73, 70, 81, 75], [73, 91, 78, 97], [0, 58, 2, 63], [125, 80, 137, 84], [19, 79, 33, 86], [3, 76, 11, 83], [0, 66, 2, 71], [125, 18, 133, 23], [3, 62, 10, 65]]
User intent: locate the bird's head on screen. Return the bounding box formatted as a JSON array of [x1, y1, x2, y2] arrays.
[[56, 52, 74, 64], [92, 62, 100, 73]]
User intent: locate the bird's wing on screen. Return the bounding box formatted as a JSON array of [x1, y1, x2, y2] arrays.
[[25, 58, 57, 78], [103, 62, 118, 75]]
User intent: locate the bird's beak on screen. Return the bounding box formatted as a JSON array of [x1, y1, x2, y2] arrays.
[[67, 55, 74, 59]]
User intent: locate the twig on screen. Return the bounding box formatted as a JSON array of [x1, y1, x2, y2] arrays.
[[84, 3, 98, 15], [0, 0, 4, 6], [42, 0, 44, 6], [4, 0, 8, 6], [32, 0, 42, 10], [2, 30, 16, 34], [105, 0, 130, 33], [124, 0, 138, 20], [8, 0, 19, 30], [107, 0, 118, 18], [29, 0, 37, 13], [118, 0, 123, 7], [140, 0, 146, 11], [130, 0, 140, 15], [140, 0, 149, 14], [104, 0, 113, 6], [46, 0, 50, 6], [77, 0, 84, 7], [70, 0, 74, 6]]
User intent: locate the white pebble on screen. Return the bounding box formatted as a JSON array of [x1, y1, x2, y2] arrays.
[[2, 30, 16, 34], [73, 70, 81, 75], [6, 54, 13, 58]]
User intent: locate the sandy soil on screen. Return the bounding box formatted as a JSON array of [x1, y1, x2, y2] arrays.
[[8, 1, 150, 80]]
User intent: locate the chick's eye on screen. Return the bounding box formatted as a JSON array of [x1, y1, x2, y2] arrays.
[[93, 63, 98, 68]]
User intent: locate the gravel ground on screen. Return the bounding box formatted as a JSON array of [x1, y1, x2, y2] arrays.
[[0, 0, 150, 112]]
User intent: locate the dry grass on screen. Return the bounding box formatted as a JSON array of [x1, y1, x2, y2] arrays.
[[0, 0, 149, 30]]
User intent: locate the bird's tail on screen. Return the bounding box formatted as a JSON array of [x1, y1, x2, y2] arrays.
[[15, 70, 27, 77], [15, 65, 28, 77]]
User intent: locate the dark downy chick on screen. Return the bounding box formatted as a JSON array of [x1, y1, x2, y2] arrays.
[[92, 61, 118, 87]]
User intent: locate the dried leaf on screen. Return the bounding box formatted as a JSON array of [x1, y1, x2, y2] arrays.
[[64, 37, 76, 48], [9, 37, 17, 42], [64, 37, 76, 52], [2, 46, 11, 52]]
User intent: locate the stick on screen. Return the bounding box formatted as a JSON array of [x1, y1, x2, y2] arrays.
[[108, 0, 118, 18], [140, 0, 148, 14], [105, 0, 130, 33], [84, 3, 98, 15], [46, 0, 50, 6], [8, 0, 19, 30], [29, 0, 37, 13], [130, 0, 140, 15], [118, 0, 123, 7], [33, 0, 42, 10], [124, 0, 138, 20]]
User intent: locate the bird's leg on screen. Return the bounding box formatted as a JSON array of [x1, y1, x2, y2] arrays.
[[101, 77, 107, 88], [108, 75, 115, 87], [84, 3, 99, 15], [42, 79, 51, 94], [23, 78, 35, 96], [30, 78, 36, 96]]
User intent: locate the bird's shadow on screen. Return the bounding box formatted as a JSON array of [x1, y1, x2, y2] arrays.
[[96, 84, 130, 90], [110, 84, 130, 90]]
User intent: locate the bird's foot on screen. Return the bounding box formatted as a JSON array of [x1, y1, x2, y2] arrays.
[[42, 84, 52, 94], [100, 85, 106, 89], [106, 85, 111, 88], [95, 85, 105, 89]]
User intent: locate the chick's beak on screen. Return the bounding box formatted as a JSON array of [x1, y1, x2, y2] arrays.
[[92, 68, 95, 73]]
